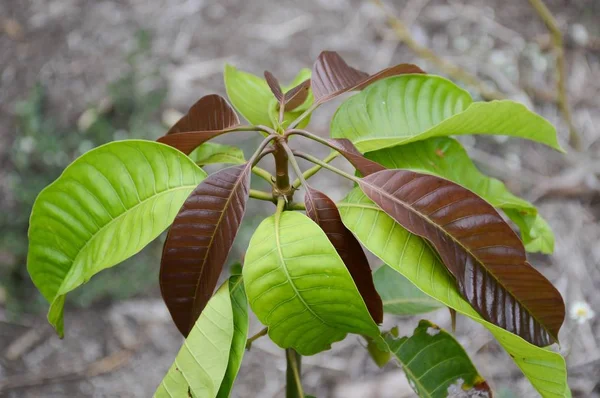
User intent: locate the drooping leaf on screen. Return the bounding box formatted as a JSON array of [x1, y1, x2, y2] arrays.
[[27, 140, 207, 337], [311, 51, 424, 104], [264, 70, 284, 103], [304, 186, 383, 324], [357, 169, 564, 346], [331, 74, 563, 152], [243, 211, 380, 355], [158, 94, 242, 155], [338, 188, 570, 397], [366, 137, 554, 253], [386, 320, 491, 398], [155, 279, 234, 398], [284, 79, 311, 111], [505, 210, 555, 255], [160, 163, 251, 336], [189, 142, 246, 166], [224, 65, 312, 129], [373, 264, 442, 315], [216, 276, 249, 398], [167, 94, 241, 135]]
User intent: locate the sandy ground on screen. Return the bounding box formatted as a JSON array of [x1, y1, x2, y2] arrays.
[[1, 0, 600, 397]]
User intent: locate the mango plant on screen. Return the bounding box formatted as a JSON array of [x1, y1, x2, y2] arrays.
[[27, 51, 569, 397]]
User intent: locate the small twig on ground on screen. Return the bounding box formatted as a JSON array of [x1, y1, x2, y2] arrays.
[[527, 0, 582, 150], [371, 0, 505, 101]]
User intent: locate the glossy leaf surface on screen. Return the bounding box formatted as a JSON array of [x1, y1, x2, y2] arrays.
[[216, 276, 249, 398], [386, 320, 491, 398], [311, 51, 424, 104], [243, 211, 380, 355], [167, 94, 240, 135], [366, 137, 554, 253], [27, 140, 207, 337], [189, 142, 246, 166], [155, 280, 234, 398], [331, 74, 562, 152], [358, 169, 564, 346], [161, 163, 251, 336], [338, 188, 570, 397], [373, 264, 442, 315], [224, 65, 312, 129], [326, 138, 385, 176], [304, 186, 383, 323]]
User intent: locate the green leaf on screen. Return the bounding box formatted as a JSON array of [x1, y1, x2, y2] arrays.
[[373, 264, 442, 315], [27, 140, 207, 337], [505, 210, 555, 254], [330, 74, 563, 152], [217, 276, 249, 398], [366, 137, 555, 253], [188, 142, 246, 165], [385, 320, 491, 398], [155, 279, 234, 398], [366, 333, 392, 367], [224, 65, 312, 129], [338, 188, 570, 398], [243, 210, 380, 355]]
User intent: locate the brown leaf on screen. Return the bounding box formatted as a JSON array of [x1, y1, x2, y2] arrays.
[[283, 79, 311, 111], [264, 70, 284, 103], [358, 169, 564, 346], [304, 186, 383, 324], [326, 138, 385, 176], [157, 130, 231, 155], [160, 163, 251, 336], [311, 51, 425, 104], [167, 94, 240, 135]]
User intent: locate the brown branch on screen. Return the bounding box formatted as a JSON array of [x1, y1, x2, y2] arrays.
[[527, 0, 582, 150], [371, 0, 505, 101]]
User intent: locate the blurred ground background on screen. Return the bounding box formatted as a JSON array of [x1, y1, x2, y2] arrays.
[[1, 0, 599, 397]]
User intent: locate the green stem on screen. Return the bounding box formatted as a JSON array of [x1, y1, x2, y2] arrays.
[[249, 189, 275, 203], [293, 151, 360, 184], [292, 151, 339, 189], [287, 103, 319, 130], [245, 327, 268, 350], [280, 142, 308, 188], [252, 166, 275, 186], [286, 348, 304, 398]]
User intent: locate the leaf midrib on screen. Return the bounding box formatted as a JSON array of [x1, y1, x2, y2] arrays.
[[55, 185, 197, 299], [360, 177, 553, 340]]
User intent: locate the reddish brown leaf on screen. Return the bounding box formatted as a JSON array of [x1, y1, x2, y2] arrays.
[[311, 51, 426, 104], [358, 169, 564, 346], [304, 186, 383, 324], [160, 163, 251, 336], [284, 79, 311, 111], [157, 130, 231, 155], [311, 51, 369, 104], [167, 94, 240, 135], [264, 70, 284, 103], [326, 138, 385, 176]]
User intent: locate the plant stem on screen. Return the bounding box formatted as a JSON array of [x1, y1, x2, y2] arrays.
[[285, 348, 304, 398], [249, 189, 275, 203], [280, 142, 308, 188], [287, 103, 319, 130], [252, 166, 275, 186], [291, 152, 339, 189], [272, 138, 293, 199], [245, 327, 268, 350], [293, 151, 360, 184]]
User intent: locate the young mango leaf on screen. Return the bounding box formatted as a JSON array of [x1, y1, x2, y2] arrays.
[[311, 51, 424, 104], [304, 186, 383, 324], [155, 279, 234, 398], [338, 188, 570, 398], [284, 79, 311, 111], [357, 169, 564, 347], [373, 264, 442, 315], [224, 65, 312, 129], [505, 210, 555, 254], [330, 74, 562, 152], [160, 163, 251, 336], [189, 142, 246, 166], [27, 140, 206, 337], [386, 320, 491, 398], [366, 137, 554, 253], [158, 94, 242, 155], [217, 276, 249, 398], [243, 211, 380, 355], [264, 70, 284, 103], [326, 138, 385, 176]]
